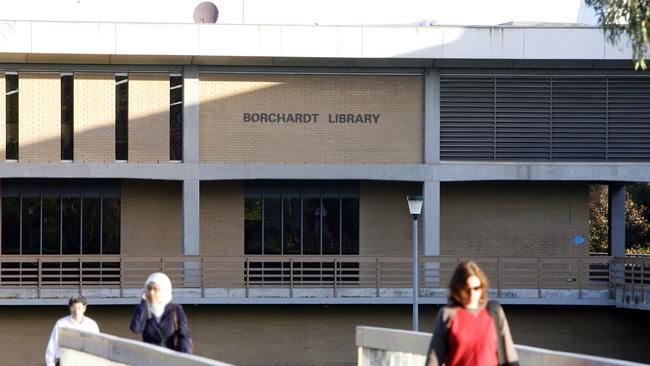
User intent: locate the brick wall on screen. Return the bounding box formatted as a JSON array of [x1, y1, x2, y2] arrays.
[[360, 181, 423, 256], [440, 182, 590, 257], [199, 74, 423, 164], [200, 181, 244, 256], [121, 180, 181, 256], [73, 72, 115, 163], [1, 305, 646, 366], [128, 73, 170, 163], [18, 73, 60, 162]]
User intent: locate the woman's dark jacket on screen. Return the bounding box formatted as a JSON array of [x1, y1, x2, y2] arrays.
[[130, 300, 192, 353]]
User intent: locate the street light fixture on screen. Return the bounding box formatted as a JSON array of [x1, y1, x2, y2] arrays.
[[407, 195, 423, 331]]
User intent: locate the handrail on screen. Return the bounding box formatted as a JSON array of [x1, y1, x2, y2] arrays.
[[59, 328, 234, 366], [356, 326, 649, 366], [0, 254, 620, 301]]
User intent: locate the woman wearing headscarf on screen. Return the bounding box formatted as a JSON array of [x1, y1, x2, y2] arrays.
[[130, 272, 193, 353]]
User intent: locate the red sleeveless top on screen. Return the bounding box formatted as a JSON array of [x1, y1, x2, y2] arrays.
[[446, 307, 498, 366]]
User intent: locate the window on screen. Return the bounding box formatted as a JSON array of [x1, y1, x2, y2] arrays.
[[115, 74, 128, 161], [244, 181, 359, 255], [61, 73, 74, 160], [170, 75, 183, 161], [1, 179, 121, 255], [6, 73, 18, 160]]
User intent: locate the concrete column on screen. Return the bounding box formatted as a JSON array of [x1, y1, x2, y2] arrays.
[[609, 183, 626, 257], [423, 180, 441, 288], [182, 179, 200, 255], [182, 66, 200, 164], [423, 180, 440, 256], [424, 69, 440, 165], [182, 179, 200, 286]]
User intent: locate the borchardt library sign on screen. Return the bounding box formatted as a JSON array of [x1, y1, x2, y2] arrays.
[[243, 112, 381, 124]]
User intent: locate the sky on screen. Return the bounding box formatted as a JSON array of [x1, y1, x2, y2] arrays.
[[0, 0, 599, 26]]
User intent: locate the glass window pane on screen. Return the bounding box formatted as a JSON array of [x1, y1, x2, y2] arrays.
[[102, 197, 120, 254], [62, 197, 81, 254], [6, 74, 18, 160], [302, 198, 320, 254], [115, 75, 128, 160], [61, 75, 74, 160], [82, 197, 100, 254], [341, 198, 359, 254], [62, 183, 81, 254], [170, 75, 182, 161], [2, 196, 20, 254], [244, 197, 262, 254], [22, 196, 41, 255], [283, 197, 301, 254], [263, 197, 281, 254], [42, 182, 61, 254], [322, 198, 340, 254]]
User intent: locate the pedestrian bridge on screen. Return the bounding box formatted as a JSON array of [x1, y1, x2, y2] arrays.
[[356, 326, 649, 366], [60, 327, 649, 366]]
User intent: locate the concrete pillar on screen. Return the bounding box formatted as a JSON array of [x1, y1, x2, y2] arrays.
[[609, 183, 626, 257], [182, 66, 199, 164], [423, 180, 441, 288], [424, 69, 440, 165], [423, 180, 440, 256], [182, 179, 200, 286], [182, 179, 200, 255]]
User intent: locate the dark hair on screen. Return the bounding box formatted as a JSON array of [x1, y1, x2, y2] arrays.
[[68, 295, 87, 307], [448, 260, 489, 307]]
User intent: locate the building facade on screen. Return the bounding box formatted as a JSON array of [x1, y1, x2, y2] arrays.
[[0, 21, 648, 365]]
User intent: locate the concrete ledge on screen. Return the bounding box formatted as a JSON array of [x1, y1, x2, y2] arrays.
[[59, 328, 233, 366], [0, 287, 617, 306], [356, 326, 648, 366]]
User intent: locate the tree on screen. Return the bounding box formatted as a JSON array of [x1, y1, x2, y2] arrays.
[[585, 0, 650, 70]]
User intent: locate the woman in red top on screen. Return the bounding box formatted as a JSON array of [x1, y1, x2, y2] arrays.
[[426, 260, 519, 366]]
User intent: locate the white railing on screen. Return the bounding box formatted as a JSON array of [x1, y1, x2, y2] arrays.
[[59, 328, 234, 366], [356, 326, 649, 366]]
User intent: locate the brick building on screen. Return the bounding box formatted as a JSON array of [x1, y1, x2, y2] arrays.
[[0, 19, 646, 366]]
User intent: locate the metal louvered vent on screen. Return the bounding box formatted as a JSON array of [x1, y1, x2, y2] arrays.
[[551, 78, 607, 161], [440, 74, 650, 162], [440, 76, 495, 160], [607, 78, 650, 161], [496, 77, 550, 161]]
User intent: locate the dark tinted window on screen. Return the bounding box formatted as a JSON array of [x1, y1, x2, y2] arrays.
[[6, 74, 18, 160], [2, 181, 20, 254], [21, 182, 41, 254], [170, 75, 183, 161], [243, 181, 359, 255], [115, 75, 128, 160], [1, 180, 120, 255], [61, 74, 74, 160], [42, 182, 61, 254]]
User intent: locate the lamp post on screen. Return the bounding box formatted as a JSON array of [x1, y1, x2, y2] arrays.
[[407, 195, 423, 331]]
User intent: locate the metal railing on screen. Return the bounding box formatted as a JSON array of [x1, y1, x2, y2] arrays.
[[611, 256, 650, 310], [0, 255, 618, 300]]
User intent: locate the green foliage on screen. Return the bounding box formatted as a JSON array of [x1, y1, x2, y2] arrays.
[[585, 0, 650, 70], [589, 185, 609, 253], [589, 183, 650, 254]]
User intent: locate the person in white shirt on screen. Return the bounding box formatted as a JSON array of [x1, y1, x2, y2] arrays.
[[45, 295, 100, 366]]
